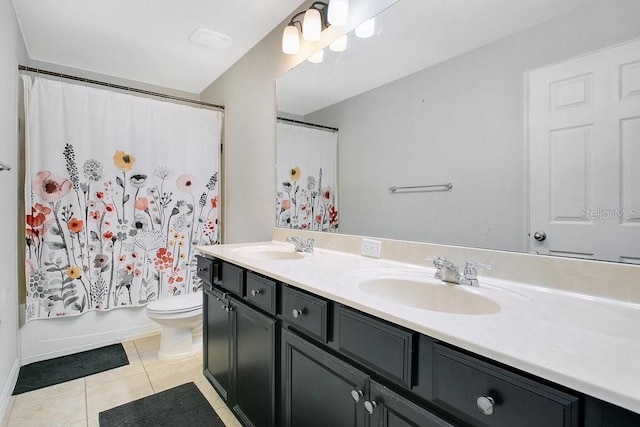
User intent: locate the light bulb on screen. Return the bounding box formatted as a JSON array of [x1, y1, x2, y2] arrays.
[[355, 18, 375, 39], [302, 8, 322, 41], [282, 25, 300, 54], [328, 0, 349, 26], [329, 35, 347, 52], [308, 49, 324, 64]]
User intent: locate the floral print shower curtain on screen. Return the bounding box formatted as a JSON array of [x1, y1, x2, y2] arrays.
[[276, 122, 338, 231], [23, 76, 221, 321]]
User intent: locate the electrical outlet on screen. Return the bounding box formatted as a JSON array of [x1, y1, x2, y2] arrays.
[[361, 238, 382, 258]]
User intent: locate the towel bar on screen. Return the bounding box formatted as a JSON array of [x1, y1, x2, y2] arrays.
[[388, 183, 452, 192]]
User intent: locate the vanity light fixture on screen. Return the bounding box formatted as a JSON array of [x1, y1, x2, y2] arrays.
[[282, 0, 349, 55], [302, 7, 323, 41], [355, 17, 375, 38], [327, 0, 349, 26]]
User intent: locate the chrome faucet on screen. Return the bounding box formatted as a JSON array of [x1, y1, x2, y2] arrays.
[[425, 256, 492, 286], [285, 236, 315, 253]]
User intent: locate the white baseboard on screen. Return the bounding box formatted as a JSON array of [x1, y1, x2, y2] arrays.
[[0, 358, 20, 423]]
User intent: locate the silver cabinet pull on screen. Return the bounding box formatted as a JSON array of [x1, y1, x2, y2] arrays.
[[350, 389, 363, 402], [533, 231, 547, 241], [476, 396, 495, 415], [292, 308, 305, 319], [250, 289, 262, 297], [364, 400, 377, 414]]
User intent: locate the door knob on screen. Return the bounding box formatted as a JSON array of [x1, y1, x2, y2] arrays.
[[292, 308, 305, 319], [251, 289, 262, 297], [364, 400, 377, 414], [533, 231, 546, 241], [350, 389, 363, 402]]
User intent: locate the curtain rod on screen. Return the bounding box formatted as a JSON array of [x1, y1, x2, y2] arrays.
[[277, 116, 338, 132], [18, 65, 224, 111]]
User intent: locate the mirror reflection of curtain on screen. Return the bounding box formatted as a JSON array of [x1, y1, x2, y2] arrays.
[[23, 75, 222, 321], [276, 122, 338, 232]]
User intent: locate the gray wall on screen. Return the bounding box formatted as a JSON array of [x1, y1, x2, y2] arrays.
[[0, 1, 28, 414], [201, 1, 326, 243], [306, 0, 640, 252]]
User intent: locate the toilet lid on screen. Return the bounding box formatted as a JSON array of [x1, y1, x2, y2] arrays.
[[147, 290, 202, 313]]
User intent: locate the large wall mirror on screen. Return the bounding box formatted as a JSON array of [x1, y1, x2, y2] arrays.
[[276, 0, 640, 264]]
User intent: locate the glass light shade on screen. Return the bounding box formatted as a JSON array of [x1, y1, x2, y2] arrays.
[[307, 49, 324, 64], [282, 25, 300, 54], [328, 0, 349, 26], [302, 8, 322, 41], [355, 18, 375, 38], [329, 35, 348, 52]]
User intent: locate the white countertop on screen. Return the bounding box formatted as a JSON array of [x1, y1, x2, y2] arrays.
[[196, 241, 640, 414]]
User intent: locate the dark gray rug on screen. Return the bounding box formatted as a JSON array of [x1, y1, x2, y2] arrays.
[[13, 343, 129, 395], [99, 382, 224, 427]]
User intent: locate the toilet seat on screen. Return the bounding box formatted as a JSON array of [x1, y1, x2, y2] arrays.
[[146, 290, 202, 314]]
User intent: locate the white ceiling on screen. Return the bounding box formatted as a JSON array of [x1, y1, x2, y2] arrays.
[[12, 0, 305, 94], [277, 0, 598, 116]]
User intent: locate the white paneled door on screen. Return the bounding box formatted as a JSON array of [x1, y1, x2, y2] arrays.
[[528, 38, 640, 263]]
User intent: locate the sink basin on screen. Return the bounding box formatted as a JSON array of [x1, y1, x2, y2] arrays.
[[231, 245, 304, 260], [358, 277, 501, 315]]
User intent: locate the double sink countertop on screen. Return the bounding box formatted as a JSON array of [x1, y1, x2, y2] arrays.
[[196, 241, 640, 414]]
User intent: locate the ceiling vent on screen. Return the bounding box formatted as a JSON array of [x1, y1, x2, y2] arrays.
[[189, 29, 232, 50]]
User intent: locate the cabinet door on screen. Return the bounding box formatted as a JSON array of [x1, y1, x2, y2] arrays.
[[203, 288, 232, 401], [282, 329, 367, 427], [366, 380, 453, 427], [232, 299, 277, 427]]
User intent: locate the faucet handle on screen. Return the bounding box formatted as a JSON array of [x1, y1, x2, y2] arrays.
[[302, 238, 315, 252], [425, 256, 447, 280], [463, 260, 492, 279]]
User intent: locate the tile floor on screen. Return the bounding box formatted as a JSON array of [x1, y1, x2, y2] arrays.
[[1, 334, 241, 427]]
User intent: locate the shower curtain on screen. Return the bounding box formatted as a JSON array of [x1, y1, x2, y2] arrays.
[[23, 75, 221, 321], [276, 122, 338, 231]]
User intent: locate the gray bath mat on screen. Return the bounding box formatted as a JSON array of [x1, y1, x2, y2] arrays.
[[13, 343, 129, 395], [99, 382, 224, 427]]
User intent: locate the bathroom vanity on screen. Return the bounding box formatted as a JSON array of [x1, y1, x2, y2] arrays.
[[196, 239, 640, 427]]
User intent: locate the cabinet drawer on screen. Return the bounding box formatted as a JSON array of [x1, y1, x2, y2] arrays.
[[337, 306, 414, 388], [433, 344, 579, 427], [196, 255, 215, 285], [282, 286, 328, 342], [219, 262, 244, 296], [244, 271, 277, 315]]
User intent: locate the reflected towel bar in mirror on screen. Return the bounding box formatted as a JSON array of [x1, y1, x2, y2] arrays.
[[389, 183, 453, 192], [0, 161, 11, 171]]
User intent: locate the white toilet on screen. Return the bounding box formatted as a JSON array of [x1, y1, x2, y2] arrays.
[[146, 290, 203, 360]]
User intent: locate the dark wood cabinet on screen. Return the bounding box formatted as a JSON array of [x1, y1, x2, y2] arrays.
[[232, 298, 277, 427], [203, 287, 232, 401], [200, 257, 277, 427], [197, 255, 640, 427], [282, 329, 367, 427]]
